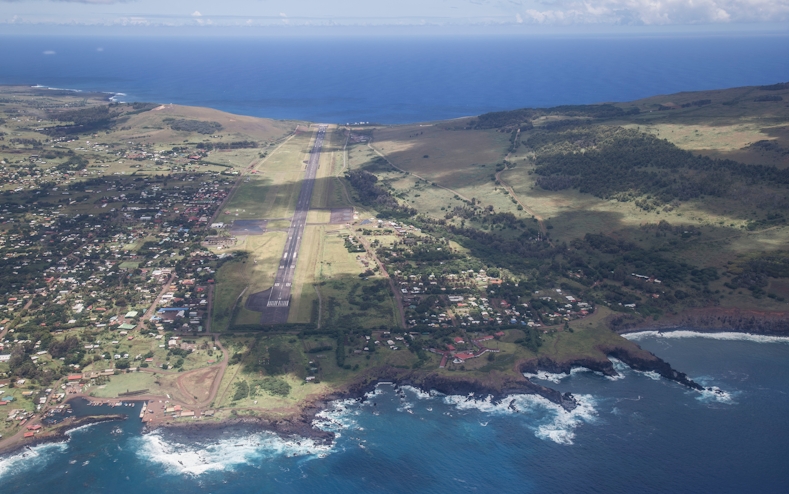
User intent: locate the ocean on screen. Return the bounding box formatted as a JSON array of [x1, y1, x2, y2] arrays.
[[2, 35, 789, 492], [0, 333, 788, 492], [1, 35, 788, 123]]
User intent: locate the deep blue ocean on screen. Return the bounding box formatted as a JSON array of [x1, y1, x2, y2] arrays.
[[1, 35, 788, 123], [2, 35, 789, 492], [1, 333, 789, 493]]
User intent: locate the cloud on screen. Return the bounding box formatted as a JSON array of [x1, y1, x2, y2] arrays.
[[519, 0, 789, 25], [51, 0, 132, 3], [0, 0, 133, 3], [42, 50, 55, 55], [191, 11, 201, 17], [279, 12, 287, 17]]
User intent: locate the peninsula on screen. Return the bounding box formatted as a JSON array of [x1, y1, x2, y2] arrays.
[[0, 82, 788, 452]]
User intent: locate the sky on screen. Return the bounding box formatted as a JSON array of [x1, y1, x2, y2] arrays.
[[1, 0, 788, 34]]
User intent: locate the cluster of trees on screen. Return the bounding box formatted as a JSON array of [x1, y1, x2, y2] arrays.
[[44, 105, 117, 135], [164, 118, 222, 134], [748, 140, 789, 157], [754, 95, 784, 102], [681, 99, 712, 108], [346, 170, 416, 218], [727, 253, 789, 297], [532, 128, 789, 204], [9, 138, 42, 148], [442, 224, 555, 273], [347, 281, 390, 311], [758, 82, 789, 91], [469, 108, 536, 130], [196, 140, 257, 150], [469, 104, 638, 131]]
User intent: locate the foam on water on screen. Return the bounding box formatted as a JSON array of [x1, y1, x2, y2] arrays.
[[696, 386, 737, 404], [442, 393, 598, 445], [605, 357, 628, 381], [64, 421, 104, 436], [0, 442, 68, 479], [133, 430, 332, 476], [523, 370, 570, 384], [638, 371, 662, 381], [624, 330, 789, 344], [313, 399, 363, 435], [524, 366, 599, 384], [399, 385, 444, 400], [691, 376, 738, 405]]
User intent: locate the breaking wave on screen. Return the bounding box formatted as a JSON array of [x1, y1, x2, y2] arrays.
[[313, 398, 364, 435], [442, 393, 598, 445], [624, 330, 789, 344], [696, 386, 737, 404], [524, 366, 599, 384], [0, 442, 68, 479], [133, 430, 332, 476]]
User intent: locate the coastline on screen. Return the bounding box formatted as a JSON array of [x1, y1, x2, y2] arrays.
[[0, 414, 126, 457], [613, 307, 789, 337], [142, 341, 702, 446], [4, 308, 784, 455]]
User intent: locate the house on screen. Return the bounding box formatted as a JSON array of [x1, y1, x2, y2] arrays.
[[453, 337, 465, 344], [67, 374, 82, 381]]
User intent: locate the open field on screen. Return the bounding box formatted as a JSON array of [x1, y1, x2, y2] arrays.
[[219, 131, 315, 221], [89, 372, 162, 398], [212, 232, 287, 331], [370, 124, 510, 188], [2, 83, 789, 448]]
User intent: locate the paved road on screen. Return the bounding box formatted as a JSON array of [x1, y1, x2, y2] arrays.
[[246, 125, 327, 324]]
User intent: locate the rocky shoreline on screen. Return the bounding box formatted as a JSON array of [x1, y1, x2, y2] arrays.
[[154, 339, 703, 445], [78, 311, 789, 448], [0, 414, 127, 457], [613, 307, 789, 336]]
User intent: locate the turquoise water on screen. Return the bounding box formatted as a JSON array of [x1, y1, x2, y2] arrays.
[[1, 333, 789, 493], [1, 35, 788, 123]]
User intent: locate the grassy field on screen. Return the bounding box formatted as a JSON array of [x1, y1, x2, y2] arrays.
[[212, 232, 287, 330], [89, 372, 161, 398], [370, 124, 509, 188], [219, 131, 315, 221], [287, 225, 324, 324]]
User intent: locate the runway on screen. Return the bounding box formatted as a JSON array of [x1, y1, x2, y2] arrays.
[[246, 125, 327, 324]]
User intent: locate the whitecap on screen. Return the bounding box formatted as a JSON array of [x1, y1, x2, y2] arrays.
[[523, 370, 569, 384], [442, 393, 598, 445], [637, 371, 662, 381], [0, 442, 68, 479], [400, 385, 444, 400], [525, 366, 602, 383], [132, 430, 332, 476], [624, 330, 789, 344], [696, 386, 737, 405], [313, 399, 362, 434], [64, 421, 104, 436]]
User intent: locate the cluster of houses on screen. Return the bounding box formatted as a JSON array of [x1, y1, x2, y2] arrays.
[[430, 333, 503, 367]]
